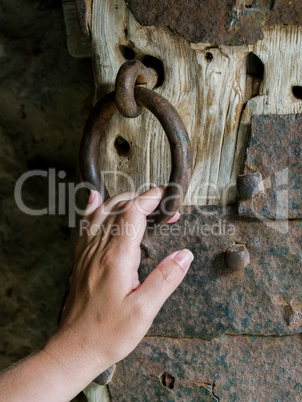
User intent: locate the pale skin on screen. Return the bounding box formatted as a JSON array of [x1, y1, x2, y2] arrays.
[[0, 186, 194, 402]]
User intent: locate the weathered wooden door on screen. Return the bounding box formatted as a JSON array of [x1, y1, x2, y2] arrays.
[[64, 1, 302, 400]]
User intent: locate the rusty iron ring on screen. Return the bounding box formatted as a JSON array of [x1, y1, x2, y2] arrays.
[[115, 59, 155, 118], [79, 87, 192, 225]]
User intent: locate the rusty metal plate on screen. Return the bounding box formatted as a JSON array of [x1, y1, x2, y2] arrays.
[[124, 0, 302, 45], [109, 335, 302, 400], [140, 206, 302, 338], [239, 114, 302, 219]]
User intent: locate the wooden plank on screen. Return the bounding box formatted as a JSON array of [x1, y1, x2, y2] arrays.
[[90, 0, 302, 206], [62, 0, 92, 58], [83, 383, 110, 402]]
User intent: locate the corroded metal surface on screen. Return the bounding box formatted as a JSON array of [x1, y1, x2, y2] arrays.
[[134, 87, 192, 224], [239, 114, 302, 219], [124, 0, 302, 45], [109, 335, 302, 400], [224, 243, 250, 272], [237, 172, 264, 200], [79, 91, 115, 201], [115, 59, 157, 118], [79, 62, 192, 225], [140, 206, 302, 338]]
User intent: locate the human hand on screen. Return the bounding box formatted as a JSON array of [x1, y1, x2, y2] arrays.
[[45, 186, 194, 381]]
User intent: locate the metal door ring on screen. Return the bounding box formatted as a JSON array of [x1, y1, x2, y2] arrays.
[[79, 62, 192, 225]]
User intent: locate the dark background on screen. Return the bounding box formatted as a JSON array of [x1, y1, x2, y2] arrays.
[[0, 1, 94, 399]]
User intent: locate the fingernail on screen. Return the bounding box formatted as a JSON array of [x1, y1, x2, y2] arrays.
[[88, 190, 96, 205], [174, 249, 194, 272], [167, 211, 181, 224]]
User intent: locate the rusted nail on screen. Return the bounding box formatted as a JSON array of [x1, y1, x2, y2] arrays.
[[224, 244, 250, 271], [237, 172, 264, 199], [283, 305, 302, 327]]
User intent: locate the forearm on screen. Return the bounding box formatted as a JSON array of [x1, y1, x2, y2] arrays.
[[0, 327, 106, 402]]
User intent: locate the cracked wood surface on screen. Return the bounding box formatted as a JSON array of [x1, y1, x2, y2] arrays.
[[63, 2, 302, 206], [90, 1, 302, 206]]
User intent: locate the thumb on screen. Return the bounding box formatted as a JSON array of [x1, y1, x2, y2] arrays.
[[134, 249, 194, 316]]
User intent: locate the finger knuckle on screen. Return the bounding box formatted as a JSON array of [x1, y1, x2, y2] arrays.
[[123, 202, 138, 219], [133, 299, 150, 320], [158, 265, 178, 285], [114, 200, 128, 212]]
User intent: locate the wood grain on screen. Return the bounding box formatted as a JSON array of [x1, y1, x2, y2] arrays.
[[89, 0, 302, 206]]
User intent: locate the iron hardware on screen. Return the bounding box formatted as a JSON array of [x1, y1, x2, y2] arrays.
[[79, 60, 192, 225]]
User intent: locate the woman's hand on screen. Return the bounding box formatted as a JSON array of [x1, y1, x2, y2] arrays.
[[0, 186, 193, 402], [49, 186, 193, 374]]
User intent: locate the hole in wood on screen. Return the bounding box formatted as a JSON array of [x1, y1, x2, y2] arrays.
[[205, 52, 213, 62], [246, 52, 264, 79], [119, 45, 135, 60], [245, 0, 256, 9], [246, 52, 264, 98], [140, 55, 164, 88], [114, 136, 130, 156], [161, 372, 175, 389], [292, 86, 302, 100]]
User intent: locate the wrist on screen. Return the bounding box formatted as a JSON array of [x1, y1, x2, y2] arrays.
[[43, 325, 108, 389], [0, 332, 106, 402]]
